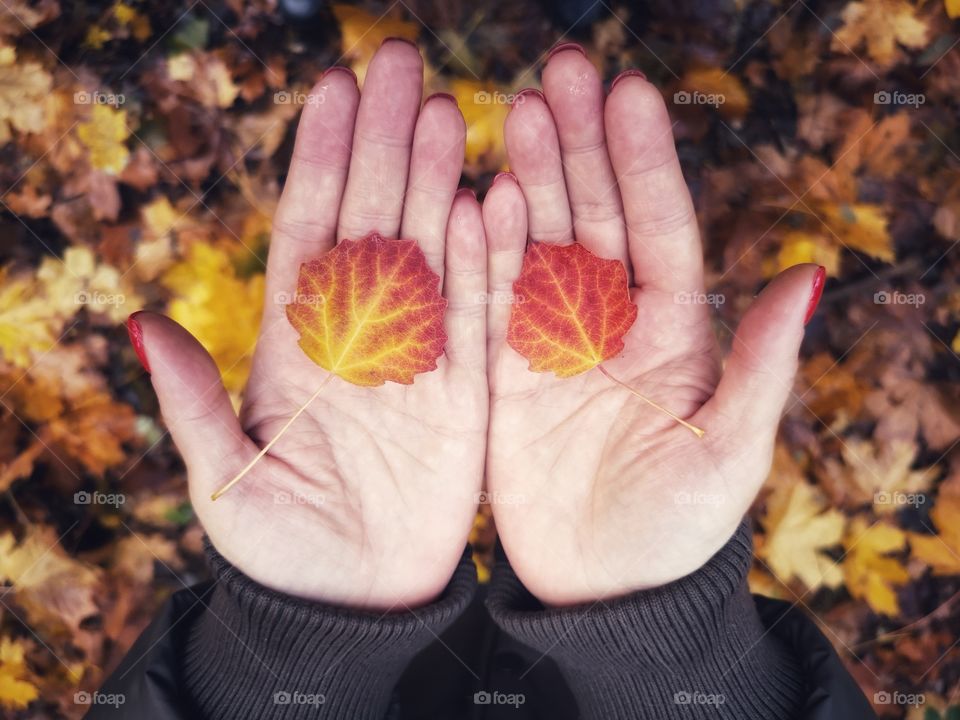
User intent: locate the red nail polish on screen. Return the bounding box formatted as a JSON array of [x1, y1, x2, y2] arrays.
[[547, 42, 586, 61], [610, 69, 647, 92], [321, 66, 358, 85], [426, 92, 457, 105], [381, 36, 419, 49], [804, 266, 826, 325], [127, 312, 151, 374], [492, 171, 517, 185], [511, 88, 544, 108]]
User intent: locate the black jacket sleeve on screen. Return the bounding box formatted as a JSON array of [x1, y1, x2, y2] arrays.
[[90, 525, 876, 719]]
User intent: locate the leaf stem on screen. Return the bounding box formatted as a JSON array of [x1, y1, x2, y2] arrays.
[[210, 374, 335, 501], [597, 365, 705, 438]]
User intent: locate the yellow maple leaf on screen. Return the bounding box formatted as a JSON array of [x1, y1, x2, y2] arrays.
[[36, 246, 143, 323], [911, 483, 960, 575], [0, 47, 51, 143], [166, 52, 239, 109], [451, 78, 510, 171], [833, 0, 929, 65], [0, 527, 101, 633], [822, 439, 934, 513], [948, 0, 960, 18], [77, 104, 130, 174], [332, 4, 419, 83], [814, 201, 894, 262], [0, 636, 39, 710], [771, 230, 842, 276], [0, 268, 64, 367], [758, 480, 846, 590], [842, 518, 908, 616], [163, 243, 264, 394]]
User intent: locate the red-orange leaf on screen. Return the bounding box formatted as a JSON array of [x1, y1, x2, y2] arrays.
[[507, 241, 637, 377], [286, 233, 447, 386]]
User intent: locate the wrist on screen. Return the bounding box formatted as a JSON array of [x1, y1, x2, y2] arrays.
[[185, 538, 477, 720]]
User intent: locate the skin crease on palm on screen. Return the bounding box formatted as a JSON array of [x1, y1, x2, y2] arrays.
[[132, 41, 821, 611]]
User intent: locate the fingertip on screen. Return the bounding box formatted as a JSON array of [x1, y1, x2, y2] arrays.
[[447, 188, 485, 264]]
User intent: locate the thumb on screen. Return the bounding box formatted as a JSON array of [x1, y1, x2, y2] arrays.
[[697, 264, 825, 440], [127, 311, 254, 493]]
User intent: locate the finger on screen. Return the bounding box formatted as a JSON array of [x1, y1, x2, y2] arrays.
[[481, 172, 527, 348], [266, 68, 359, 317], [696, 265, 826, 448], [442, 189, 487, 372], [605, 74, 704, 292], [400, 93, 466, 279], [337, 39, 423, 241], [542, 47, 627, 266], [128, 312, 256, 497], [503, 89, 573, 244]]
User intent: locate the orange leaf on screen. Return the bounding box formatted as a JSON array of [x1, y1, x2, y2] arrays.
[[286, 233, 447, 386], [507, 242, 637, 377]]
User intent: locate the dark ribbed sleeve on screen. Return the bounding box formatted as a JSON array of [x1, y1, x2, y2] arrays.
[[184, 540, 477, 720], [486, 521, 805, 719]]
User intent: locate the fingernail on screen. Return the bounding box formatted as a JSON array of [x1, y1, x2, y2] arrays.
[[804, 266, 826, 325], [321, 66, 358, 85], [127, 312, 150, 374], [610, 69, 647, 92], [493, 171, 517, 185], [381, 36, 419, 49], [547, 42, 586, 61], [455, 187, 477, 200], [511, 88, 544, 108], [426, 92, 458, 105]]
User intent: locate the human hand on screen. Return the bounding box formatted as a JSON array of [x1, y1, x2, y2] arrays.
[[482, 47, 825, 606], [130, 40, 488, 610]]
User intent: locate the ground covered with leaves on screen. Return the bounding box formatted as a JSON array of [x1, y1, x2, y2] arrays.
[[0, 0, 958, 717]]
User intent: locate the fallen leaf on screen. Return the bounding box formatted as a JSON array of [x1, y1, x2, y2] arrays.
[[842, 518, 908, 616], [0, 527, 101, 634], [286, 233, 447, 386], [163, 242, 264, 393], [0, 636, 39, 710], [833, 0, 929, 65], [0, 48, 51, 143], [911, 480, 960, 575], [507, 241, 637, 377], [76, 104, 130, 175], [451, 78, 511, 171], [758, 480, 846, 590]]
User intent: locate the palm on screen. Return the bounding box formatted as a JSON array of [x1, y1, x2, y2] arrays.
[[483, 51, 819, 605], [142, 41, 489, 610]]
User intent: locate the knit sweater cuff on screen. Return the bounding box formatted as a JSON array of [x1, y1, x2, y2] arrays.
[[486, 521, 804, 719], [184, 539, 477, 720]]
